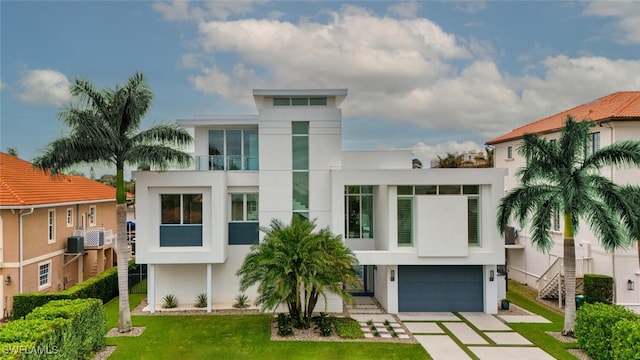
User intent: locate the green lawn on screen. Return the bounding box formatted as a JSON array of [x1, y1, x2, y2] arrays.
[[506, 281, 581, 360], [103, 295, 429, 360], [102, 283, 583, 360]]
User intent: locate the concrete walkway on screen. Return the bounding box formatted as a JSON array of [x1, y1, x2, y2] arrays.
[[348, 297, 555, 360]]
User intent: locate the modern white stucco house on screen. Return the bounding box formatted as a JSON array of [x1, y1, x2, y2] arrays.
[[135, 89, 505, 314], [486, 91, 640, 312]]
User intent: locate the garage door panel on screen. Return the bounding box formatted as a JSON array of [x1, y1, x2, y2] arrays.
[[398, 265, 483, 312]]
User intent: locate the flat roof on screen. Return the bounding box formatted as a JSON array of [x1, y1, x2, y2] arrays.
[[252, 89, 348, 97]]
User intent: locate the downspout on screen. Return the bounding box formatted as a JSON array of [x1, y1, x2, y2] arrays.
[[19, 208, 35, 293]]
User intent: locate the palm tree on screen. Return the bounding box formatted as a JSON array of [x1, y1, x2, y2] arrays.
[[237, 218, 358, 329], [497, 115, 640, 336], [33, 72, 192, 333], [435, 152, 463, 168]]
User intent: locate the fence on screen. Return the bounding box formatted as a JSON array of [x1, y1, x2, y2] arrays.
[[128, 263, 147, 294]]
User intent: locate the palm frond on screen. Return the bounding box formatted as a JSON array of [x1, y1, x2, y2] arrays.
[[583, 140, 640, 171], [33, 136, 113, 174]]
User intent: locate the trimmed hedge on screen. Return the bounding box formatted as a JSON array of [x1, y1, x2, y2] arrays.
[[0, 299, 106, 359], [583, 274, 613, 304], [575, 303, 640, 360], [611, 319, 640, 360], [12, 260, 136, 319]]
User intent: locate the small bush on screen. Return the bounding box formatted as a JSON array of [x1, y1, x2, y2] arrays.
[[194, 293, 207, 308], [314, 312, 333, 337], [232, 293, 249, 309], [576, 303, 639, 360], [583, 274, 613, 304], [162, 294, 178, 309], [334, 318, 364, 339], [276, 313, 293, 337], [611, 319, 640, 360]]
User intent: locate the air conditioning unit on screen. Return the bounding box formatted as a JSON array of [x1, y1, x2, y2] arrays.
[[67, 236, 84, 253]]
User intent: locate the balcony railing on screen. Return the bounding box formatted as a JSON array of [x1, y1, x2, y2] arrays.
[[195, 155, 259, 171], [73, 228, 114, 247]]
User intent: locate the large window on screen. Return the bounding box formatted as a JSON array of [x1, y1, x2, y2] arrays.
[[397, 185, 481, 246], [47, 209, 55, 244], [292, 122, 309, 221], [229, 193, 259, 245], [207, 129, 259, 170], [38, 261, 51, 290], [160, 194, 203, 247], [397, 197, 413, 246], [345, 186, 374, 239], [231, 193, 258, 222]]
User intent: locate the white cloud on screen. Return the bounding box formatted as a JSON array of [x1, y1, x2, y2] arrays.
[[454, 1, 487, 14], [153, 0, 264, 21], [387, 1, 421, 19], [18, 69, 71, 107], [0, 81, 7, 91], [583, 1, 640, 44], [157, 4, 640, 141]]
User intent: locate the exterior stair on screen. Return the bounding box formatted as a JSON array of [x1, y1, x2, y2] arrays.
[[538, 273, 584, 300], [89, 261, 98, 278]]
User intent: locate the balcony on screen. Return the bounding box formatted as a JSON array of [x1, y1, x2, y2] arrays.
[[73, 228, 114, 248], [195, 155, 259, 171]]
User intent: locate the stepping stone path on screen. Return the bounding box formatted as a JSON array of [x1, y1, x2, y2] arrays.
[[347, 296, 411, 340], [359, 320, 411, 339]]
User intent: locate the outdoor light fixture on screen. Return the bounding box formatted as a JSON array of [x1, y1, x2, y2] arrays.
[[390, 270, 395, 282], [628, 279, 635, 291], [4, 275, 11, 286], [489, 270, 495, 282]]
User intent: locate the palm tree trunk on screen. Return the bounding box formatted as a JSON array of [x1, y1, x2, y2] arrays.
[[116, 169, 132, 333], [562, 213, 577, 336]]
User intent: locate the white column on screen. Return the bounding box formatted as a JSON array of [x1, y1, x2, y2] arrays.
[[207, 263, 212, 313], [149, 264, 155, 314]]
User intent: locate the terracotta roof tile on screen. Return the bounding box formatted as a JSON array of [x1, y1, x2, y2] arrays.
[[0, 152, 117, 207], [486, 91, 640, 145]]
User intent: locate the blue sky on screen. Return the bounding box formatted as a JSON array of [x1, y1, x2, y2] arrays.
[[2, 1, 640, 173]]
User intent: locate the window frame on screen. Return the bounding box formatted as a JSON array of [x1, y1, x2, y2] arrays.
[[66, 208, 73, 228], [552, 209, 561, 232], [47, 209, 56, 244], [507, 146, 513, 159], [88, 206, 96, 227], [229, 193, 259, 222], [38, 260, 52, 290], [345, 186, 374, 239]]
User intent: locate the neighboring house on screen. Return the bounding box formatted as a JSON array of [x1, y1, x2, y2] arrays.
[[135, 89, 506, 314], [0, 152, 118, 318], [486, 91, 640, 312]]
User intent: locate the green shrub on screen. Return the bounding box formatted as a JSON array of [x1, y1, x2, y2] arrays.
[[313, 312, 333, 336], [162, 294, 178, 308], [611, 319, 640, 360], [576, 303, 639, 360], [276, 313, 293, 337], [27, 298, 106, 353], [583, 274, 613, 304], [334, 317, 364, 339], [12, 265, 119, 319], [194, 293, 207, 308], [232, 293, 249, 309], [0, 298, 107, 359]]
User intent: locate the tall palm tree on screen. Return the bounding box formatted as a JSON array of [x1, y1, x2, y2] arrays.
[[237, 218, 358, 329], [33, 72, 192, 333], [497, 115, 640, 336]]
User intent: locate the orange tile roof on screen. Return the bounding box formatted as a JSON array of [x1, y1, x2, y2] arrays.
[[0, 152, 117, 207], [487, 91, 640, 145]]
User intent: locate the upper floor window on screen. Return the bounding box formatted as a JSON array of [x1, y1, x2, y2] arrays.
[[231, 193, 259, 222], [207, 129, 259, 170], [273, 97, 327, 106], [66, 208, 73, 228], [552, 209, 561, 232], [507, 146, 513, 159], [587, 132, 600, 156], [345, 186, 374, 239], [48, 209, 55, 244], [160, 193, 203, 247], [89, 206, 96, 227], [292, 122, 309, 221]]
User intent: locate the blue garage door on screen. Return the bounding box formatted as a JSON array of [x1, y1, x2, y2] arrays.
[[398, 265, 483, 312]]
